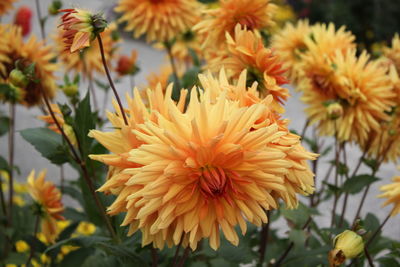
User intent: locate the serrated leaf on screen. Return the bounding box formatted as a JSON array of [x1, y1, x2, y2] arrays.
[[20, 127, 69, 165], [342, 174, 380, 194]]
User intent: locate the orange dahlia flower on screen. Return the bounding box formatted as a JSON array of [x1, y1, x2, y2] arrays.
[[209, 25, 289, 112], [383, 34, 400, 74], [116, 50, 138, 76], [379, 174, 400, 216], [271, 20, 311, 83], [27, 170, 65, 243], [302, 50, 395, 144], [59, 9, 107, 53], [90, 70, 316, 250], [115, 0, 201, 43], [194, 0, 276, 48], [0, 0, 16, 16]]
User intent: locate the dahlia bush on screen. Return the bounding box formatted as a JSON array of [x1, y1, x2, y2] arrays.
[[0, 0, 399, 266]]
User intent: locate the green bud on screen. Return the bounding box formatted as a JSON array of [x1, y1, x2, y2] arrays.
[[61, 84, 78, 97], [9, 69, 29, 88], [91, 13, 108, 36], [48, 0, 62, 15]]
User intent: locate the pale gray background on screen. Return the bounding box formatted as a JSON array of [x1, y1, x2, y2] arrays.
[[0, 0, 398, 240]]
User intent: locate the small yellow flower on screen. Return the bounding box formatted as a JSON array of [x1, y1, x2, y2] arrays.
[[14, 182, 27, 194], [13, 195, 25, 207], [15, 240, 29, 253], [6, 264, 17, 267], [77, 221, 96, 236], [40, 254, 51, 264], [57, 220, 71, 232], [329, 230, 364, 266], [61, 245, 79, 255]]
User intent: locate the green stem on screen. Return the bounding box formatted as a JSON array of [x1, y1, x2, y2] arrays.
[[34, 0, 46, 41], [26, 214, 40, 266], [258, 210, 271, 264], [7, 103, 15, 226], [165, 42, 181, 93]]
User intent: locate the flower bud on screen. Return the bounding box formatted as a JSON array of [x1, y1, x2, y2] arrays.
[[328, 230, 364, 266], [61, 84, 78, 97], [1, 83, 24, 103], [48, 0, 62, 15], [14, 6, 32, 37], [62, 124, 77, 146], [9, 69, 29, 88], [327, 102, 343, 120]]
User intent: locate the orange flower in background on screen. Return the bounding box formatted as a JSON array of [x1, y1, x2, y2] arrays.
[[55, 23, 119, 78], [59, 9, 107, 53], [379, 174, 400, 216], [209, 25, 289, 112], [27, 169, 65, 243], [90, 70, 316, 250], [115, 0, 202, 43], [271, 20, 311, 83], [194, 0, 276, 48], [383, 34, 400, 74], [0, 0, 17, 16], [116, 50, 138, 76], [0, 24, 58, 106], [302, 50, 395, 144]]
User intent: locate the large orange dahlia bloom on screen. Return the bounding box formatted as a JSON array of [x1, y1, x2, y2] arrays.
[[115, 0, 201, 43], [90, 70, 316, 250], [209, 25, 289, 112], [194, 0, 276, 48], [27, 170, 65, 243]]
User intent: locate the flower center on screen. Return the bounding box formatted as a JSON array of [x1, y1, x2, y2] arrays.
[[199, 166, 228, 198], [236, 15, 259, 30]]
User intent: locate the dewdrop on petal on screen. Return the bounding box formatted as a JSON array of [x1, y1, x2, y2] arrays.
[[328, 230, 364, 266]]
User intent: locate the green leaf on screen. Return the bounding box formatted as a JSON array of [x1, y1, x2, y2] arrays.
[[289, 229, 307, 248], [0, 155, 10, 173], [46, 236, 110, 254], [96, 242, 147, 265], [342, 174, 380, 194], [281, 202, 318, 228], [20, 127, 69, 165], [4, 252, 29, 265], [0, 115, 9, 136], [60, 247, 94, 267], [181, 66, 201, 89], [188, 48, 201, 67], [62, 185, 85, 206], [74, 91, 95, 159]]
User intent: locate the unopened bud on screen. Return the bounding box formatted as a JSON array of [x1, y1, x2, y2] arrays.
[[328, 230, 364, 266], [327, 102, 343, 120], [61, 84, 78, 97], [48, 0, 62, 15], [9, 69, 29, 88]]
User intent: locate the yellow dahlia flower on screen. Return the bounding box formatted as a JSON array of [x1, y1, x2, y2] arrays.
[[27, 170, 65, 243], [194, 0, 276, 48], [302, 50, 395, 144], [209, 25, 289, 112], [0, 24, 58, 106], [198, 69, 316, 207], [90, 70, 316, 250], [383, 34, 400, 74], [0, 0, 16, 15], [271, 20, 311, 83], [55, 23, 119, 79], [379, 174, 400, 216], [59, 9, 107, 53], [115, 0, 201, 43]]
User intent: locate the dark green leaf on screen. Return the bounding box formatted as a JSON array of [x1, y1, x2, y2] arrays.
[[62, 185, 85, 206], [0, 116, 9, 136], [342, 174, 380, 194], [4, 252, 29, 265], [74, 91, 95, 159], [288, 229, 307, 248], [20, 127, 69, 165], [281, 202, 318, 228], [60, 247, 94, 267], [0, 155, 10, 173], [181, 66, 201, 89]]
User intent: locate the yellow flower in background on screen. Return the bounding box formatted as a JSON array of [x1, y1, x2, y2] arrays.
[[36, 232, 48, 244], [90, 70, 316, 250], [0, 0, 16, 16], [194, 0, 276, 48], [0, 24, 58, 106], [57, 220, 71, 232], [77, 221, 96, 235], [59, 9, 107, 53], [209, 25, 289, 113], [55, 23, 119, 79], [13, 195, 25, 206], [302, 50, 395, 144], [27, 170, 65, 243], [15, 240, 29, 253], [383, 34, 400, 74], [271, 20, 311, 83], [379, 175, 400, 216], [60, 245, 79, 256], [329, 230, 364, 266], [115, 0, 201, 43]]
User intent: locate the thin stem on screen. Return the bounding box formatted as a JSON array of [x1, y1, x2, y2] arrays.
[[60, 165, 65, 193], [177, 247, 190, 267], [40, 88, 117, 241], [274, 217, 312, 266], [330, 125, 341, 228], [0, 176, 6, 216], [258, 210, 271, 264], [165, 43, 181, 91], [364, 247, 375, 267], [151, 247, 158, 267], [310, 133, 319, 207], [34, 0, 46, 41], [7, 103, 15, 226], [26, 214, 40, 266], [97, 36, 128, 125], [300, 119, 310, 140], [172, 236, 184, 266], [129, 75, 135, 89]]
